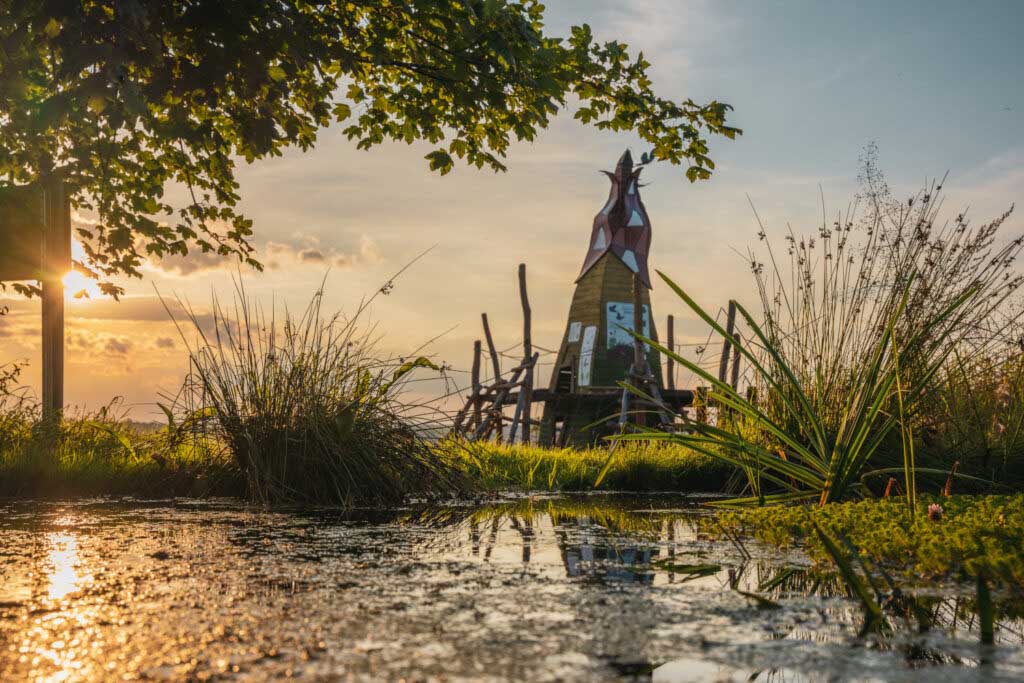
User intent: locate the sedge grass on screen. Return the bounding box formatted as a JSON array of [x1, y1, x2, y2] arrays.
[[166, 278, 468, 506], [622, 154, 1020, 507]]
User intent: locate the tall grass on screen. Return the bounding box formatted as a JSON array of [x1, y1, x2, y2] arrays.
[[913, 306, 1024, 488], [442, 438, 732, 492], [0, 396, 234, 497], [167, 279, 467, 506], [626, 150, 1021, 506]]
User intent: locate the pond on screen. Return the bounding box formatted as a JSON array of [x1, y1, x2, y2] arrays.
[[0, 494, 1021, 681]]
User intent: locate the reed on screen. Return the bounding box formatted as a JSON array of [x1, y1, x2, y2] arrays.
[[166, 279, 468, 506], [623, 150, 1021, 505]]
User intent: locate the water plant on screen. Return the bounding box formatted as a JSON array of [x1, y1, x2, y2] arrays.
[[712, 495, 1024, 587], [166, 279, 467, 506]]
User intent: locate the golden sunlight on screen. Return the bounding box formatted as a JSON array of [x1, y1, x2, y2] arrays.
[[61, 270, 103, 300], [45, 532, 82, 601]]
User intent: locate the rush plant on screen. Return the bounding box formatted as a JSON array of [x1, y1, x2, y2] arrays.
[[621, 153, 1020, 506], [167, 279, 466, 506]]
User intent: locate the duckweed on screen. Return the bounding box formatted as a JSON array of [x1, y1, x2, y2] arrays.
[[713, 495, 1024, 586]]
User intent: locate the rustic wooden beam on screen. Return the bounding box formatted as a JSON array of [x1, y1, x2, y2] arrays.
[[518, 264, 533, 443], [666, 314, 675, 391], [481, 312, 501, 382], [730, 332, 741, 390], [473, 361, 529, 441], [507, 352, 539, 444], [717, 300, 737, 384], [471, 340, 483, 429]]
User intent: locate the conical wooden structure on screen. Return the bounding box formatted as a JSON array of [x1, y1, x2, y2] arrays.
[[540, 151, 663, 447]]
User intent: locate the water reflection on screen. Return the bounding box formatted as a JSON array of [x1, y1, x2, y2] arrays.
[[45, 532, 83, 601], [0, 497, 1021, 682]]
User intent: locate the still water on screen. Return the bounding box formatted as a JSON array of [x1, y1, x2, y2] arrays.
[[0, 494, 1021, 682]]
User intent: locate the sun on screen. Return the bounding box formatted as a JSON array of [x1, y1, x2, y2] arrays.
[[62, 269, 104, 299]]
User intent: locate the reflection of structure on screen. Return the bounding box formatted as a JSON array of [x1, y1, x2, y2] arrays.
[[551, 510, 658, 584]]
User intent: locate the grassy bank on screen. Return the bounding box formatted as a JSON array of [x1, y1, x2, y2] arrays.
[[1, 433, 731, 499], [0, 417, 242, 498], [712, 495, 1024, 586], [442, 439, 734, 492]]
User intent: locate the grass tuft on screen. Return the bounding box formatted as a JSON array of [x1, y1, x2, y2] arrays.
[[167, 279, 468, 506]]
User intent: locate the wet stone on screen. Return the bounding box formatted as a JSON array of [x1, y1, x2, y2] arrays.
[[0, 494, 1021, 682]]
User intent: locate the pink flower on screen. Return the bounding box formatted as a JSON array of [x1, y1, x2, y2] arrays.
[[928, 503, 943, 522]]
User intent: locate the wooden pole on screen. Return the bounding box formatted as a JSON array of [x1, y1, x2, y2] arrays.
[[666, 314, 675, 391], [41, 179, 69, 423], [508, 352, 539, 444], [730, 332, 741, 390], [518, 263, 533, 443], [471, 340, 482, 429], [717, 300, 737, 384], [481, 312, 501, 382]]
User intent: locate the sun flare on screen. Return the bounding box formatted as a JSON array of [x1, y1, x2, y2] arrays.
[[62, 270, 104, 299]]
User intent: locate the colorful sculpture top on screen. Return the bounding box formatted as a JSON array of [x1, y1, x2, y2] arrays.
[[576, 150, 653, 288]]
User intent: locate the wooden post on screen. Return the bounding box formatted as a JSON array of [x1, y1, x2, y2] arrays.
[[717, 300, 737, 384], [730, 332, 741, 390], [666, 314, 675, 391], [41, 179, 69, 423], [481, 312, 501, 382], [518, 264, 533, 443], [508, 352, 539, 444], [471, 340, 482, 429]]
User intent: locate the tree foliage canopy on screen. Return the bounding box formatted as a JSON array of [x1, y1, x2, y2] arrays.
[[0, 0, 740, 296]]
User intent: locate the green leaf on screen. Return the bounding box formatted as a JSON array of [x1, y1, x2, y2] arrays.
[[425, 150, 454, 175], [381, 356, 440, 393], [87, 95, 106, 114]]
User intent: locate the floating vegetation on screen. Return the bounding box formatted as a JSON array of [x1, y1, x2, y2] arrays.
[[711, 495, 1024, 586]]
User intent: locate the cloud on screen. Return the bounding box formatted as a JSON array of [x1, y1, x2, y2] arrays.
[[155, 337, 175, 349], [148, 248, 230, 276], [104, 337, 132, 355], [140, 233, 383, 277], [65, 296, 187, 322], [264, 235, 382, 271], [66, 330, 134, 356], [298, 248, 326, 263]]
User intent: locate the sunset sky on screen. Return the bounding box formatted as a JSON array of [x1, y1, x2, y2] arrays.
[[2, 0, 1023, 418]]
